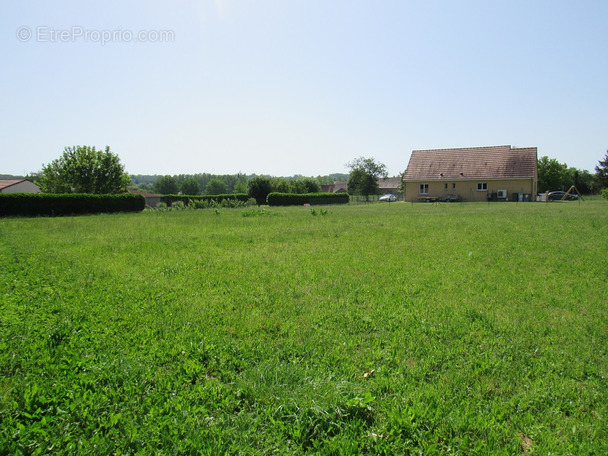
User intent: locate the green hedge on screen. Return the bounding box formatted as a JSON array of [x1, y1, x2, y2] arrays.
[[0, 193, 145, 217], [267, 192, 350, 206], [161, 194, 249, 206]]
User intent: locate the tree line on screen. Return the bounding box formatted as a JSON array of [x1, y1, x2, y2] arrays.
[[134, 173, 348, 196], [537, 153, 608, 194], [20, 145, 608, 198]]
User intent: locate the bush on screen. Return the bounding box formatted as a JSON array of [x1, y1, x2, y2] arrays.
[[267, 192, 350, 206], [241, 208, 273, 217], [161, 194, 249, 207], [171, 200, 187, 210], [0, 193, 145, 217], [601, 188, 608, 200], [150, 195, 252, 211]]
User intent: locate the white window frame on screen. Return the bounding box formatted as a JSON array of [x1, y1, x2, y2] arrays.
[[477, 182, 488, 191], [419, 183, 429, 195]]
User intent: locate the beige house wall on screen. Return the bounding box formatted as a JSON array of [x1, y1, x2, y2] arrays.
[[404, 178, 536, 202]]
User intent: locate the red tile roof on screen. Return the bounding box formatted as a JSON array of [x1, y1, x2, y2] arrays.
[[403, 145, 537, 181], [378, 177, 402, 189], [0, 179, 28, 190], [128, 189, 160, 198]]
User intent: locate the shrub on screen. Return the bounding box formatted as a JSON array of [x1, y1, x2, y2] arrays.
[[310, 208, 329, 216], [267, 192, 349, 206], [0, 193, 145, 217], [171, 201, 186, 210], [220, 198, 248, 208], [161, 194, 249, 207], [241, 208, 273, 217], [152, 195, 252, 211], [601, 188, 608, 200]]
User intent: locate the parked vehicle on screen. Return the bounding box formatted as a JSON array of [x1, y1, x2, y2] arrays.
[[547, 191, 578, 201], [379, 193, 397, 202]]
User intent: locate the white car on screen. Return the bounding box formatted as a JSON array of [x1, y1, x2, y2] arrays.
[[379, 193, 397, 202]]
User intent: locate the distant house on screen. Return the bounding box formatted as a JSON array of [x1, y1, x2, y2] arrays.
[[378, 177, 402, 197], [128, 189, 161, 208], [323, 178, 402, 196], [0, 179, 41, 194], [402, 145, 537, 202], [321, 181, 349, 193]]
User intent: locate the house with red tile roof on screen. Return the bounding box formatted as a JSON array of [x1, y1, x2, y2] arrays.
[[128, 189, 161, 208], [322, 178, 402, 197], [378, 177, 402, 197], [321, 181, 349, 193], [0, 179, 41, 194], [402, 145, 537, 202]]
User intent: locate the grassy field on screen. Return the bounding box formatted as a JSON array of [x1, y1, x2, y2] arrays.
[[1, 201, 607, 455]]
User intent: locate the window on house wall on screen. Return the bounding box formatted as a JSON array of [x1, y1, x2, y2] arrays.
[[452, 183, 456, 190], [444, 183, 448, 190], [477, 183, 488, 191], [419, 184, 429, 194]]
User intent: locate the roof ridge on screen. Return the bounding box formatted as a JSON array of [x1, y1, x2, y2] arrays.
[[413, 145, 511, 153]]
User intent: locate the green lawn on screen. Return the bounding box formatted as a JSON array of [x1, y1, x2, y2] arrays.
[[1, 201, 607, 455]]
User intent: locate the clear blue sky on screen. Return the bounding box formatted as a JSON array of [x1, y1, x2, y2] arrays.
[[2, 0, 607, 177]]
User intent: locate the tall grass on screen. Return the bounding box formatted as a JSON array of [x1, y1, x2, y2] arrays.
[[1, 202, 607, 454]]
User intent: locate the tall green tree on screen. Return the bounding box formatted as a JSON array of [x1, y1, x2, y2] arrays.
[[346, 157, 388, 199], [537, 156, 567, 193], [564, 167, 595, 194], [293, 177, 321, 194], [205, 178, 228, 195], [153, 175, 179, 195], [595, 150, 608, 189], [270, 177, 293, 193], [180, 178, 201, 195], [233, 178, 248, 194], [247, 176, 273, 205], [39, 145, 131, 193]]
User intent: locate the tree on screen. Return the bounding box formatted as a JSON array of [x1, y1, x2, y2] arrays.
[[293, 177, 321, 194], [346, 157, 388, 199], [347, 169, 376, 197], [39, 145, 130, 193], [153, 175, 179, 195], [247, 176, 273, 205], [180, 178, 201, 195], [564, 167, 595, 194], [270, 177, 293, 193], [537, 156, 567, 193], [205, 178, 228, 195], [595, 150, 608, 189], [233, 179, 248, 194]]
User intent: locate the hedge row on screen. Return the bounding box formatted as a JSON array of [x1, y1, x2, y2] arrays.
[[160, 193, 250, 206], [267, 192, 350, 206], [0, 193, 145, 217]]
